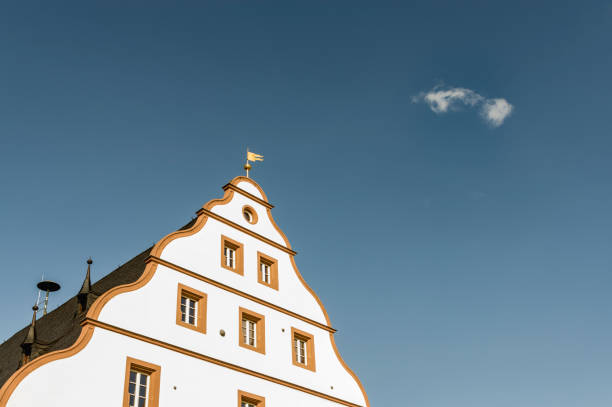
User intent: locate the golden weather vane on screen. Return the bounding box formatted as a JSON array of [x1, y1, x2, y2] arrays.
[[244, 149, 264, 178]]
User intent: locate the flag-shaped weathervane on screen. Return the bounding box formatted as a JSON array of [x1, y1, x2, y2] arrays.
[[244, 149, 263, 178]]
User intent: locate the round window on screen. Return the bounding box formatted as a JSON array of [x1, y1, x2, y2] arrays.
[[242, 206, 257, 224]]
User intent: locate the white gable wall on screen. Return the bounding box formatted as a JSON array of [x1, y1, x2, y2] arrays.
[[160, 215, 327, 324], [3, 178, 368, 407], [7, 329, 357, 407], [97, 264, 364, 404]]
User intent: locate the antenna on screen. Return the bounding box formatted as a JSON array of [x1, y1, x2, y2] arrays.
[[36, 280, 61, 316], [35, 273, 44, 308]]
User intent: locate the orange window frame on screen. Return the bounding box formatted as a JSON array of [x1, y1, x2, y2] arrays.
[[176, 283, 207, 334], [238, 307, 266, 354], [291, 327, 316, 372], [221, 235, 244, 275], [242, 205, 258, 224], [257, 252, 278, 290], [122, 357, 161, 407], [238, 390, 265, 407]]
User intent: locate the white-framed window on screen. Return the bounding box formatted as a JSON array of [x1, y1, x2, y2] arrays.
[[224, 246, 235, 269], [180, 296, 197, 325], [260, 262, 270, 284], [294, 337, 307, 365], [128, 370, 149, 407], [242, 317, 257, 347]]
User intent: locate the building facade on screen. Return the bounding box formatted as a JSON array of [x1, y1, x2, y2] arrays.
[[0, 176, 369, 407]]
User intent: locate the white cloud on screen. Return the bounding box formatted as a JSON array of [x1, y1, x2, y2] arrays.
[[418, 87, 483, 113], [413, 86, 513, 127], [481, 98, 513, 127]]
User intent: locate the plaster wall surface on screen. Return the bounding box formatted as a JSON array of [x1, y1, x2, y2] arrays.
[[211, 185, 287, 247], [97, 264, 364, 404], [6, 328, 355, 407], [161, 181, 328, 324]]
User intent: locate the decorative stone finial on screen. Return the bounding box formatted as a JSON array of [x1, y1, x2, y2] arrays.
[[78, 259, 92, 296], [21, 305, 38, 348], [77, 258, 94, 313], [20, 303, 41, 365]]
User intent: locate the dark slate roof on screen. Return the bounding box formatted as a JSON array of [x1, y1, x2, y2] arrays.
[[0, 217, 198, 388], [0, 247, 152, 388]]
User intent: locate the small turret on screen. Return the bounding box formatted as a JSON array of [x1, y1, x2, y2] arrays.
[[20, 305, 38, 365], [77, 258, 93, 313]]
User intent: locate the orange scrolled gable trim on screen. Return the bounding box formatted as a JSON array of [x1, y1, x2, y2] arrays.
[[229, 178, 370, 406], [111, 177, 370, 407], [149, 188, 233, 259], [86, 262, 158, 320], [88, 186, 234, 320], [0, 325, 96, 406], [226, 176, 271, 203], [0, 176, 369, 407], [329, 332, 371, 407], [226, 184, 273, 209], [0, 195, 216, 406], [262, 187, 370, 407], [87, 185, 230, 321]]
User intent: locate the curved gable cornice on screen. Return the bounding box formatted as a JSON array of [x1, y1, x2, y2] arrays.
[[0, 177, 370, 407]]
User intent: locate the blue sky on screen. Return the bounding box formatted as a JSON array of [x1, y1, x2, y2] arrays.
[[1, 1, 611, 406]]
